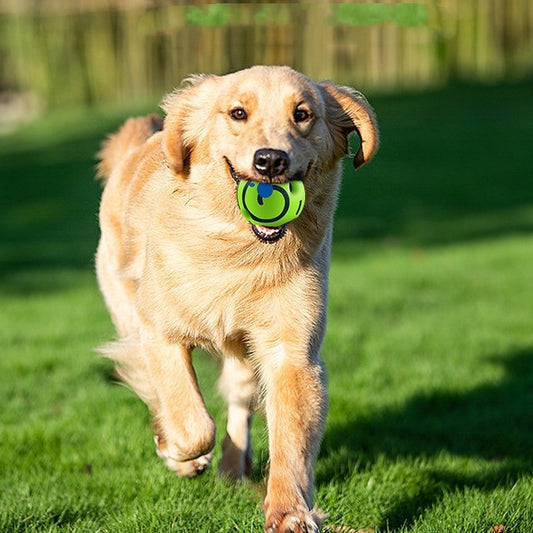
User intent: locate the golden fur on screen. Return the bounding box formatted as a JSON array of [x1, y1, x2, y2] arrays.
[[96, 65, 378, 532]]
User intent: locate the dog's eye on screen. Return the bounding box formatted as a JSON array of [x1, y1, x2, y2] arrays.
[[294, 108, 311, 123], [230, 108, 248, 121]]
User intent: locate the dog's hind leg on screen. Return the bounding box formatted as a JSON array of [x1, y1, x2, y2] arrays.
[[218, 356, 257, 480], [142, 333, 216, 478]]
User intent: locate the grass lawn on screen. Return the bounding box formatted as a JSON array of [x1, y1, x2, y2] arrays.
[[1, 81, 532, 532]]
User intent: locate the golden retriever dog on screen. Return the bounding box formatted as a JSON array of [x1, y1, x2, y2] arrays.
[[96, 65, 378, 532]]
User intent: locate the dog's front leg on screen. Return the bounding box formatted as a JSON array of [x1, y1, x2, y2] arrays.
[[141, 329, 216, 477], [260, 346, 328, 533]]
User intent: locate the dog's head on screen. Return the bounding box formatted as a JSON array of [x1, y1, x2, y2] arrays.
[[160, 66, 379, 243]]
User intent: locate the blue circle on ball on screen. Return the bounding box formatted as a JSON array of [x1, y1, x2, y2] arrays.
[[257, 183, 273, 198]]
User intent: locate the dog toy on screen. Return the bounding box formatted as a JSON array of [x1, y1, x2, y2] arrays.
[[237, 180, 305, 227]]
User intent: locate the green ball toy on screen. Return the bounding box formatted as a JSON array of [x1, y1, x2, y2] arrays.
[[236, 180, 306, 228]]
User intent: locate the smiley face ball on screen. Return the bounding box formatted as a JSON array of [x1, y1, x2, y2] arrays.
[[237, 180, 306, 228]]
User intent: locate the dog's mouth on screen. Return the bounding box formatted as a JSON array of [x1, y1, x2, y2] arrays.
[[251, 224, 287, 243], [225, 156, 288, 244], [224, 156, 246, 184]]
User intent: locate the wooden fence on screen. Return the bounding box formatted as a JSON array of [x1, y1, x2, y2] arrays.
[[0, 0, 532, 109]]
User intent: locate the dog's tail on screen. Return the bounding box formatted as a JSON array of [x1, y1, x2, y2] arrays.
[[98, 337, 159, 413], [96, 114, 163, 183]]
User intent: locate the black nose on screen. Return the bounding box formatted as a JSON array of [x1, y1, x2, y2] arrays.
[[253, 149, 289, 178]]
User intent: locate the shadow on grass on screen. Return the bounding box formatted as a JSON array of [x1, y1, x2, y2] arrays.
[[0, 106, 153, 293], [334, 80, 533, 249], [0, 120, 108, 285], [319, 347, 533, 529]]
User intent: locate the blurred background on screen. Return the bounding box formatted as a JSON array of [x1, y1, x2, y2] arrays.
[[1, 0, 532, 119]]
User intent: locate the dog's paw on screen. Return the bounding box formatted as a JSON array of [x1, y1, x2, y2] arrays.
[[265, 508, 325, 533], [154, 431, 214, 478], [163, 451, 214, 478]]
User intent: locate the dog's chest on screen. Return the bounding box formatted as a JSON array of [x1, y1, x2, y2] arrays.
[[151, 254, 272, 354]]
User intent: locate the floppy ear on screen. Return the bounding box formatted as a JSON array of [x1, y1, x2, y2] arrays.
[[320, 82, 379, 170], [160, 92, 186, 174], [160, 75, 213, 175]]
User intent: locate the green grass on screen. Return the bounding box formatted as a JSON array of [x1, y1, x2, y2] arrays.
[[1, 81, 532, 532]]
